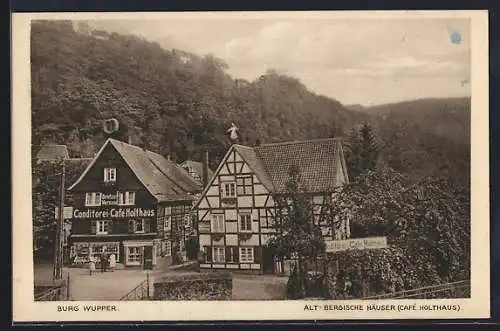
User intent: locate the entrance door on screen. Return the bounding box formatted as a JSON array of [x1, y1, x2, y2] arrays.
[[143, 246, 153, 270], [262, 247, 275, 274]]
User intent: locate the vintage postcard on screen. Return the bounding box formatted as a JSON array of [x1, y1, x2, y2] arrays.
[[12, 10, 489, 322]]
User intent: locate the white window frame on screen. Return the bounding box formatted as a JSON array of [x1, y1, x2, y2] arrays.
[[133, 219, 145, 233], [211, 213, 225, 233], [117, 191, 135, 206], [104, 167, 116, 182], [239, 213, 252, 232], [96, 220, 109, 235], [164, 240, 172, 257], [213, 246, 225, 263], [164, 207, 172, 232], [127, 246, 141, 264], [85, 192, 102, 206], [239, 247, 254, 263], [222, 182, 236, 198], [184, 214, 191, 228]]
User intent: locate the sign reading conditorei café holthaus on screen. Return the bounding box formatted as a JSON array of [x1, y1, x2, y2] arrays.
[[66, 138, 202, 269]]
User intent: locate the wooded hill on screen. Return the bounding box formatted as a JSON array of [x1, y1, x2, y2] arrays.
[[31, 20, 470, 185]]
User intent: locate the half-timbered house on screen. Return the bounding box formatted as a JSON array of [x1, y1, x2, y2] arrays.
[[67, 138, 202, 269], [194, 138, 350, 275]]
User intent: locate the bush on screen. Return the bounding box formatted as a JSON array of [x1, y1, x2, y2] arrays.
[[325, 247, 425, 299], [286, 266, 306, 299]]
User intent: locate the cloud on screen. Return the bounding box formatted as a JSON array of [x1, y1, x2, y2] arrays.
[[87, 18, 471, 105]]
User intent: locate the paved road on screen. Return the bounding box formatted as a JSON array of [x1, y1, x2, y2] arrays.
[[35, 263, 287, 301]]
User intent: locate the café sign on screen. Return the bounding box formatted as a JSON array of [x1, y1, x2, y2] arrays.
[[73, 207, 155, 219], [325, 236, 387, 252]]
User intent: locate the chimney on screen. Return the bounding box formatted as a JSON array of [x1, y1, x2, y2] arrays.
[[127, 136, 132, 145], [202, 148, 209, 188], [255, 139, 261, 147], [167, 154, 171, 161]]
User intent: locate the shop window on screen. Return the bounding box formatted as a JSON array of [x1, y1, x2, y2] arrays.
[[85, 192, 101, 206], [239, 213, 252, 232], [211, 213, 225, 233], [117, 191, 135, 205], [104, 167, 116, 182], [239, 247, 254, 263], [128, 247, 141, 263], [213, 246, 225, 263]]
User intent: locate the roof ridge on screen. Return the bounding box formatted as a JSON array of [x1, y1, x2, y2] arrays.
[[257, 137, 342, 148], [233, 144, 255, 150]]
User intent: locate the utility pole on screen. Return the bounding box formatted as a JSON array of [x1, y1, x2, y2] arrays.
[[52, 159, 65, 281]]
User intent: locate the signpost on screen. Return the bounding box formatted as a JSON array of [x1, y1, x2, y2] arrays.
[[325, 236, 387, 253]]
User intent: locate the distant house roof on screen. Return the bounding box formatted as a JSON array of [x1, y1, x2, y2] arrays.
[[179, 160, 214, 182], [68, 138, 202, 202], [36, 145, 69, 161]]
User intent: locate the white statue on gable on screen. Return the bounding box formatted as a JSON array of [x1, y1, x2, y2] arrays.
[[227, 122, 239, 141]]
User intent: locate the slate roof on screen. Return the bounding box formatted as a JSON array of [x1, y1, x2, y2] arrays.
[[254, 138, 347, 193], [233, 138, 348, 194], [36, 145, 69, 161], [68, 138, 202, 202], [233, 145, 275, 191], [179, 160, 214, 182]]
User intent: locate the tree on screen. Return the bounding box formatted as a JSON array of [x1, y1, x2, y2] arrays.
[[345, 123, 380, 181], [267, 165, 326, 298], [328, 166, 470, 285]]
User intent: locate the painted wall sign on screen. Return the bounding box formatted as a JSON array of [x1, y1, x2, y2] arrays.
[[325, 236, 387, 252], [72, 207, 155, 219]]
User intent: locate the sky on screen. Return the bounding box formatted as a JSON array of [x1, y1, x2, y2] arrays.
[[87, 17, 471, 106]]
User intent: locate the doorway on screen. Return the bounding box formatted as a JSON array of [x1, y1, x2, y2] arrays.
[[262, 247, 275, 274], [143, 246, 153, 270]]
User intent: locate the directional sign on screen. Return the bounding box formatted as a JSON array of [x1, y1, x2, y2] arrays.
[[325, 236, 387, 252]]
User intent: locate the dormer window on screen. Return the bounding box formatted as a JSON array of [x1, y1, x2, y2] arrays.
[[104, 167, 116, 182]]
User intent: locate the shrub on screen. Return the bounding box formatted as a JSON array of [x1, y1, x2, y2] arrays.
[[286, 266, 305, 299]]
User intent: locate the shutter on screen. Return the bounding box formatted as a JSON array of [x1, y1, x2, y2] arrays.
[[254, 246, 261, 264], [144, 219, 151, 233], [205, 246, 212, 262], [107, 220, 113, 234], [90, 220, 97, 234], [128, 220, 135, 233], [225, 247, 231, 263]]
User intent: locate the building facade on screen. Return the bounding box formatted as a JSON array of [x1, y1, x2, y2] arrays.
[[194, 138, 350, 275], [67, 138, 202, 268]]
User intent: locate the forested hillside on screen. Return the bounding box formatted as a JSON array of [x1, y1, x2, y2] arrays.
[[31, 20, 366, 170], [31, 20, 470, 184]]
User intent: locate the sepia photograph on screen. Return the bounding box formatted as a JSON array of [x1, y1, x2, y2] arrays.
[[12, 10, 489, 321]]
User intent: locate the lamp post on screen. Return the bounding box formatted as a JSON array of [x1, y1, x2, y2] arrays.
[[52, 159, 65, 281]]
